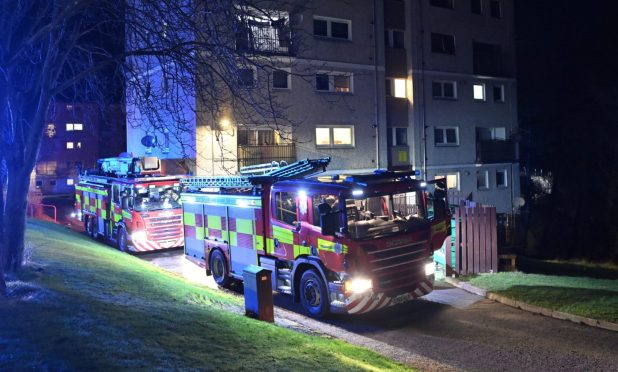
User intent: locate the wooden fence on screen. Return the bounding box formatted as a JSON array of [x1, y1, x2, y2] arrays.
[[445, 201, 498, 276]]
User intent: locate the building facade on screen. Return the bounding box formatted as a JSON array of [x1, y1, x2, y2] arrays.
[[34, 102, 125, 195], [126, 0, 519, 212]]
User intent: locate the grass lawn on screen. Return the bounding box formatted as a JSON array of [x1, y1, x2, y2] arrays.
[[0, 220, 409, 371], [461, 272, 618, 323]]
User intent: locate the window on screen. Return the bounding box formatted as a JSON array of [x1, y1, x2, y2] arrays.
[[66, 123, 83, 131], [36, 161, 57, 176], [395, 127, 407, 146], [313, 16, 351, 40], [315, 126, 354, 148], [238, 68, 255, 87], [66, 104, 74, 110], [434, 127, 459, 146], [473, 83, 486, 100], [35, 180, 42, 187], [50, 180, 57, 186], [311, 194, 340, 226], [46, 123, 56, 138], [430, 0, 454, 9], [274, 192, 297, 226], [432, 81, 457, 99], [471, 0, 482, 14], [66, 141, 74, 149], [385, 29, 405, 49], [435, 173, 459, 190], [272, 69, 290, 89], [477, 171, 489, 189], [431, 33, 455, 54], [315, 72, 353, 93], [473, 41, 504, 76], [493, 84, 505, 102], [238, 129, 286, 146], [496, 169, 507, 187], [162, 129, 170, 154], [76, 142, 82, 149], [66, 179, 74, 186], [386, 78, 407, 98], [477, 127, 506, 141], [490, 0, 501, 18]]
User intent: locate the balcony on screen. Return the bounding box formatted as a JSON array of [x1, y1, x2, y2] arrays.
[[237, 144, 296, 169], [476, 140, 516, 164], [236, 20, 293, 56]]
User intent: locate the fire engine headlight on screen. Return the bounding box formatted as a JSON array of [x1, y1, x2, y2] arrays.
[[345, 278, 373, 294], [132, 230, 147, 243], [425, 262, 436, 276]]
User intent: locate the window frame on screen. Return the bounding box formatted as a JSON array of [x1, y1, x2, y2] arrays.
[[477, 170, 490, 190], [496, 169, 508, 188], [315, 125, 355, 148], [431, 33, 456, 55], [473, 83, 486, 101], [434, 126, 459, 146], [432, 80, 458, 100], [385, 29, 405, 49], [274, 191, 298, 226], [313, 16, 352, 41], [493, 84, 505, 102], [435, 173, 460, 190], [315, 72, 354, 94], [272, 68, 291, 90]]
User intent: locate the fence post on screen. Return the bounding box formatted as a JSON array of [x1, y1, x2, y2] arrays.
[[490, 206, 498, 272], [479, 206, 487, 273], [460, 203, 467, 275]]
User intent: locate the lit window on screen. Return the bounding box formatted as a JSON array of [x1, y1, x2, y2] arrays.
[[73, 123, 83, 131], [477, 171, 489, 189], [66, 123, 74, 131], [435, 173, 459, 190], [76, 142, 82, 149], [473, 83, 486, 101], [315, 73, 353, 93], [496, 169, 508, 187], [46, 123, 56, 138], [432, 81, 457, 99], [67, 179, 74, 186], [493, 84, 505, 102], [313, 16, 351, 40], [66, 142, 74, 149], [315, 126, 354, 148], [272, 69, 290, 89], [386, 78, 407, 98], [434, 127, 459, 146]]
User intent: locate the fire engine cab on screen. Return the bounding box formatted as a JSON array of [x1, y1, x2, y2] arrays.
[[75, 156, 185, 252], [180, 158, 450, 317]]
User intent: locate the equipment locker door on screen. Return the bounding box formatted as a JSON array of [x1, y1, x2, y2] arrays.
[[228, 202, 260, 276]]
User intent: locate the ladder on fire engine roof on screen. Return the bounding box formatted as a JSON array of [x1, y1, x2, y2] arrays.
[[180, 157, 331, 191]]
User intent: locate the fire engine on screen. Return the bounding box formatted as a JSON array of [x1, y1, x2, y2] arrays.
[[180, 158, 450, 317], [75, 156, 185, 252]]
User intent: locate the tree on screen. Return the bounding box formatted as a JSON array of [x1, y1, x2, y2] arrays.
[[0, 0, 306, 294]]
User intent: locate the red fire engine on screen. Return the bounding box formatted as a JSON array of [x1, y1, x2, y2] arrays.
[[181, 158, 450, 317], [75, 156, 185, 252]]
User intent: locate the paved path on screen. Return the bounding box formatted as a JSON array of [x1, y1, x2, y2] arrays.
[[142, 250, 618, 372]]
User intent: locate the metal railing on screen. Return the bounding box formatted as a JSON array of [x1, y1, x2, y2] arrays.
[[27, 203, 57, 223], [237, 144, 296, 169], [236, 23, 293, 55]]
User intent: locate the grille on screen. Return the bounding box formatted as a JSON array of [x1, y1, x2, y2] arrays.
[[363, 241, 429, 294], [144, 215, 182, 242]]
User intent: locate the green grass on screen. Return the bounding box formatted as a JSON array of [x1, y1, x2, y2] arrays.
[[0, 220, 409, 371], [461, 272, 618, 323]]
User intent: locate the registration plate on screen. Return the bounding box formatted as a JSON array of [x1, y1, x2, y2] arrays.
[[391, 292, 413, 305]]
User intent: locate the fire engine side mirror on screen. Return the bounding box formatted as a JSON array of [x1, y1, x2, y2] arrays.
[[121, 196, 132, 210], [320, 212, 338, 236]]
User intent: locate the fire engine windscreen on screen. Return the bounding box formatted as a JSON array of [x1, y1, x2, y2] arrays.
[[134, 185, 181, 211], [346, 191, 427, 239]]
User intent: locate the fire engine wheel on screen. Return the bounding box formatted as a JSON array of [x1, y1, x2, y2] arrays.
[[210, 250, 231, 287], [300, 269, 329, 318], [117, 227, 129, 252]]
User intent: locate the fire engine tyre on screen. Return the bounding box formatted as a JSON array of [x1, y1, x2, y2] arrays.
[[299, 269, 329, 318], [210, 250, 231, 287], [117, 227, 129, 252]]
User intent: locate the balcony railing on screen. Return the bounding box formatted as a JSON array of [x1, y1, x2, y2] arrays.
[[236, 22, 293, 56], [237, 144, 296, 169], [476, 140, 516, 164]]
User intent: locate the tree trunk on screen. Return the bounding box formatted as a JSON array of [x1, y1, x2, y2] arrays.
[[2, 166, 30, 273]]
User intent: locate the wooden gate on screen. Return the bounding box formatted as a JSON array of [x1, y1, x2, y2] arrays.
[[445, 201, 498, 276]]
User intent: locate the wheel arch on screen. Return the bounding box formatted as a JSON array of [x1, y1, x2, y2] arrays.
[[291, 257, 329, 303]]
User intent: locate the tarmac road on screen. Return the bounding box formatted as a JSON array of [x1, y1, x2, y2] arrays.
[[142, 249, 618, 372]]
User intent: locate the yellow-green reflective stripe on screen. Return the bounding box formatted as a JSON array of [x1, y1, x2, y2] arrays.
[[294, 244, 311, 258], [76, 195, 81, 203], [97, 199, 101, 209], [207, 215, 221, 230], [196, 227, 205, 240], [84, 196, 90, 205], [122, 210, 132, 220], [236, 218, 253, 235], [114, 213, 122, 222], [316, 238, 348, 254], [229, 231, 237, 246], [75, 186, 107, 196], [254, 235, 263, 251], [101, 210, 107, 219], [183, 212, 195, 226], [273, 225, 293, 244]]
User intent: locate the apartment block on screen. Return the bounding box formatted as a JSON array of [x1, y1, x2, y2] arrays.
[[126, 0, 519, 212]]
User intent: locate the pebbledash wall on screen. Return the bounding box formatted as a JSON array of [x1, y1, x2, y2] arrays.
[[126, 0, 520, 213]]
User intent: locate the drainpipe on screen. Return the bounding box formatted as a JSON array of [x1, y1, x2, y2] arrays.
[[373, 0, 381, 169], [418, 0, 428, 179]]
